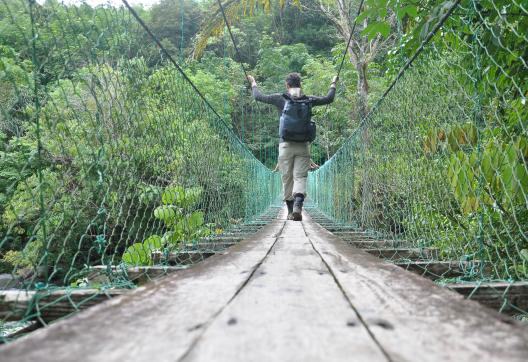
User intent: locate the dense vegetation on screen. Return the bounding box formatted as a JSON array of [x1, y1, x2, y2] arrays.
[[309, 0, 528, 280], [0, 0, 526, 288], [0, 0, 384, 280]]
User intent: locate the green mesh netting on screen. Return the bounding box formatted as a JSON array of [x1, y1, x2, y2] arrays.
[[309, 0, 527, 315], [0, 0, 280, 339]]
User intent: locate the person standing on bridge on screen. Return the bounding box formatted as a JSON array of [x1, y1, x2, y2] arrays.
[[247, 73, 338, 221]]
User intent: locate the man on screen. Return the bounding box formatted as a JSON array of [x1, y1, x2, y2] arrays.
[[247, 73, 338, 221]]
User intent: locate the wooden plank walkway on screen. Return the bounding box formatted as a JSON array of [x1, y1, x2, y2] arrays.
[[1, 210, 528, 361]]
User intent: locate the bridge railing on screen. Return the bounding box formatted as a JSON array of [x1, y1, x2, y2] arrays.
[[0, 0, 280, 338], [309, 1, 528, 284]]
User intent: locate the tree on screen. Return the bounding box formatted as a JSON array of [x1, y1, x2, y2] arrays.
[[149, 0, 204, 58], [194, 0, 400, 120], [317, 0, 397, 119]]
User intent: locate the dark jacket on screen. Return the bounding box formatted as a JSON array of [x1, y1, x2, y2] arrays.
[[251, 86, 336, 111], [251, 85, 336, 143]]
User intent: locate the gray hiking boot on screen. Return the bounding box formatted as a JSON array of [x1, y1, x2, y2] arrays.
[[292, 193, 304, 221], [286, 200, 294, 220]]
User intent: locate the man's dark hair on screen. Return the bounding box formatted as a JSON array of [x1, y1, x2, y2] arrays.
[[285, 73, 302, 88]]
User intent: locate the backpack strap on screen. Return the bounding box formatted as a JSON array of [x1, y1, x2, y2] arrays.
[[282, 93, 311, 103]]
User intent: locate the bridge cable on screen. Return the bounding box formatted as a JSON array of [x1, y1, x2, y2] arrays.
[[121, 0, 262, 160], [335, 0, 365, 80], [323, 0, 462, 165], [216, 0, 250, 83], [122, 0, 223, 123], [369, 0, 462, 117], [315, 0, 365, 164]]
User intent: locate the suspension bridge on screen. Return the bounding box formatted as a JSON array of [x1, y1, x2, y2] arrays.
[[0, 0, 527, 361]]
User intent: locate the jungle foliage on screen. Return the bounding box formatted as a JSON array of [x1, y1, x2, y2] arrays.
[[0, 0, 526, 288]]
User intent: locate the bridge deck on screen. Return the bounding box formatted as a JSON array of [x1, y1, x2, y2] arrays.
[[1, 211, 528, 361]]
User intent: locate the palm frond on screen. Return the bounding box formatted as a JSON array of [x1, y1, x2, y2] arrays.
[[192, 0, 275, 59]]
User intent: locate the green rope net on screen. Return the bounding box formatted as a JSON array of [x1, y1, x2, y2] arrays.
[[309, 0, 527, 316], [0, 0, 280, 339]]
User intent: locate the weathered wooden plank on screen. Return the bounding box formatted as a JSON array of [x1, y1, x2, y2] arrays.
[[365, 248, 438, 260], [183, 241, 238, 251], [345, 239, 403, 249], [394, 260, 477, 280], [242, 221, 268, 226], [445, 282, 528, 315], [182, 221, 387, 362], [0, 321, 40, 342], [331, 231, 380, 240], [303, 213, 528, 361], [0, 289, 128, 323], [215, 232, 253, 238], [151, 251, 217, 265], [200, 235, 242, 241], [321, 225, 359, 232], [88, 265, 187, 284], [0, 217, 285, 362]]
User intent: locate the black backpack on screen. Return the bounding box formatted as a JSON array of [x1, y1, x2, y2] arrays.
[[279, 94, 316, 142]]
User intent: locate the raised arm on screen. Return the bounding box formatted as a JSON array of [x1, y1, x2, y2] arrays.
[[248, 75, 285, 109], [310, 76, 338, 107]]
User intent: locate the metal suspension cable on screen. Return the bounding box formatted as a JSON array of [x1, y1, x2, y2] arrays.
[[121, 0, 223, 122], [368, 0, 462, 116], [335, 0, 365, 79], [121, 0, 258, 157], [325, 0, 462, 163], [215, 0, 250, 82], [315, 0, 365, 165]]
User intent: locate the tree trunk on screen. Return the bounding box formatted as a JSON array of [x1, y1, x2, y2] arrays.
[[356, 60, 369, 120]]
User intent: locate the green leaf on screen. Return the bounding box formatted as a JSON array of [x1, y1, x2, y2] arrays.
[[515, 136, 528, 158], [514, 163, 528, 202], [161, 231, 181, 245], [481, 151, 494, 185], [397, 5, 418, 21], [162, 186, 202, 208], [187, 211, 205, 229], [154, 205, 177, 224], [143, 235, 162, 251], [355, 9, 372, 24], [122, 243, 151, 266], [361, 22, 391, 40], [162, 185, 185, 205]]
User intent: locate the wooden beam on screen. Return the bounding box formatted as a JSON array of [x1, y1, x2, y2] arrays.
[[183, 241, 238, 251], [87, 265, 187, 284], [303, 213, 528, 361], [445, 282, 528, 315], [320, 225, 359, 232], [0, 289, 128, 323], [331, 231, 380, 240], [200, 236, 242, 243], [215, 232, 252, 238], [2, 212, 527, 361], [345, 239, 403, 249], [393, 260, 477, 280], [151, 251, 217, 265], [365, 248, 439, 260], [0, 218, 287, 361], [0, 321, 40, 343]]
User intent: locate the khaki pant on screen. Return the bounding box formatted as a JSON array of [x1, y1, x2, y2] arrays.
[[278, 142, 311, 201]]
